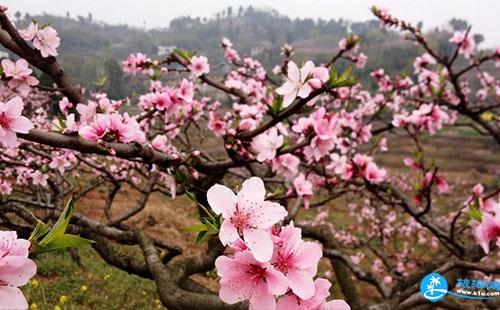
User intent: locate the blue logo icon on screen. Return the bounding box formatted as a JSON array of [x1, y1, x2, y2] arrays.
[[420, 273, 448, 302]]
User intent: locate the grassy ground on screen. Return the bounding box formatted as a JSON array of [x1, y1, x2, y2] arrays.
[[24, 246, 162, 310]]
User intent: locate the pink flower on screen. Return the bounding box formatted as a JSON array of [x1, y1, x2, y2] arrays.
[[0, 231, 37, 310], [277, 278, 350, 310], [272, 154, 300, 179], [435, 174, 449, 194], [31, 171, 48, 187], [449, 31, 475, 59], [207, 112, 228, 137], [1, 59, 39, 96], [0, 179, 12, 195], [78, 114, 110, 141], [215, 250, 288, 310], [207, 177, 287, 262], [272, 222, 322, 299], [49, 156, 72, 174], [0, 97, 34, 148], [76, 102, 97, 125], [19, 22, 38, 41], [251, 128, 284, 162], [403, 158, 420, 171], [79, 113, 144, 143], [474, 212, 500, 254], [224, 47, 240, 62], [32, 25, 60, 58], [364, 162, 387, 184], [473, 183, 484, 196], [276, 61, 328, 108], [58, 97, 73, 115], [422, 172, 449, 194], [188, 56, 210, 77], [293, 174, 313, 209], [356, 53, 367, 68], [122, 53, 151, 74]]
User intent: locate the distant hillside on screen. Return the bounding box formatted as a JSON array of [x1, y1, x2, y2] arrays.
[[5, 7, 484, 98]]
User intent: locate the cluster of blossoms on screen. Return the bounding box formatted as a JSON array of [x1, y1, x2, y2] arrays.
[[301, 195, 441, 286], [467, 184, 500, 254], [208, 177, 349, 310], [0, 97, 34, 148], [221, 37, 241, 63], [449, 30, 476, 59], [1, 59, 39, 97], [51, 93, 145, 144], [19, 21, 60, 57], [122, 53, 154, 75], [392, 103, 456, 135], [276, 61, 329, 108], [0, 231, 37, 309]]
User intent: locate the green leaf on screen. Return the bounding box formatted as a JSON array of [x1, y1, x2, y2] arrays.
[[465, 197, 482, 222], [29, 219, 50, 242], [204, 219, 220, 235], [329, 66, 338, 82], [269, 96, 283, 115], [0, 65, 4, 76], [195, 230, 208, 244], [39, 197, 75, 245], [183, 224, 208, 233], [93, 75, 107, 88], [329, 65, 357, 88], [37, 234, 93, 253], [174, 49, 196, 61]]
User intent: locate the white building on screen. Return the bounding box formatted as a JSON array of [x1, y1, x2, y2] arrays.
[[0, 50, 9, 59], [157, 45, 177, 56]]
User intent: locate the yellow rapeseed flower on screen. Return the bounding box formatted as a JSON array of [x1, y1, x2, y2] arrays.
[[29, 304, 38, 310], [29, 279, 39, 288], [59, 295, 68, 304], [80, 285, 88, 292]]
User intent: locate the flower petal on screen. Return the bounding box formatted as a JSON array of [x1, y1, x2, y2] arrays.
[[239, 177, 266, 202], [287, 61, 300, 82], [300, 61, 315, 83], [207, 184, 237, 217], [294, 241, 323, 272], [266, 267, 289, 296], [252, 201, 287, 228], [9, 116, 33, 134], [320, 299, 351, 310], [4, 97, 24, 119], [0, 256, 36, 287], [243, 229, 273, 262], [249, 284, 276, 310], [0, 286, 28, 310], [219, 219, 239, 246], [287, 268, 315, 300]]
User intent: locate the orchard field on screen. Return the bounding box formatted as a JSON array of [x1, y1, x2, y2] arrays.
[[0, 2, 499, 310]]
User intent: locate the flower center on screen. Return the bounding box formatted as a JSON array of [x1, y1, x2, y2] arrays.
[[0, 112, 11, 130], [247, 264, 267, 282], [274, 253, 294, 274], [231, 208, 251, 233]]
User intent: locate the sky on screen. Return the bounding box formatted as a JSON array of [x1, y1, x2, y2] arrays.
[[3, 0, 499, 47]]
